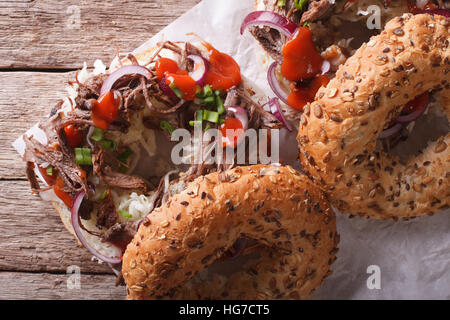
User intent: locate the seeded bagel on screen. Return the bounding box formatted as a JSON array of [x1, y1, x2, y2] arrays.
[[297, 13, 450, 219], [122, 164, 338, 300]]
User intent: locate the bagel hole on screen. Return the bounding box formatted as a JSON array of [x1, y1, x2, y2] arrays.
[[188, 240, 262, 285], [377, 94, 449, 161], [207, 251, 261, 278]]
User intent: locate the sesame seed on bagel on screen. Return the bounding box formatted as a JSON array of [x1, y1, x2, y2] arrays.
[[298, 13, 450, 219], [122, 164, 338, 300]]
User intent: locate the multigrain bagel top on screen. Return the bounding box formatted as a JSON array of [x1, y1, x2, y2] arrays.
[[297, 13, 450, 220], [122, 165, 338, 300]]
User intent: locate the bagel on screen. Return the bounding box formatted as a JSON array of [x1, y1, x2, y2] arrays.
[[122, 164, 338, 300], [297, 13, 450, 219]]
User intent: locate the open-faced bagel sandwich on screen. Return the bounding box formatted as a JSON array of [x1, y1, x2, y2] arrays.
[[18, 38, 286, 266], [16, 34, 338, 298]]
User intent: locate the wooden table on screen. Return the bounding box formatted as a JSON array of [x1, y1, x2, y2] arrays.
[[0, 0, 200, 300]]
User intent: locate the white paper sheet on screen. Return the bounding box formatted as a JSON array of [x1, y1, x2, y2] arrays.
[[14, 0, 450, 299]]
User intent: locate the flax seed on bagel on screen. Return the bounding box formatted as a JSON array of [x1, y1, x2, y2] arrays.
[[122, 164, 338, 300], [297, 13, 450, 219]]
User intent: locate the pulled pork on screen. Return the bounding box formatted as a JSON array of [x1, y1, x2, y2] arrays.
[[92, 147, 148, 191], [250, 0, 335, 62], [96, 192, 117, 229], [102, 167, 148, 191], [23, 135, 88, 194], [102, 222, 137, 251], [300, 0, 334, 24]]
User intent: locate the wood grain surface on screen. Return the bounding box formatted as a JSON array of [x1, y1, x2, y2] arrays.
[[0, 0, 201, 300], [0, 0, 200, 69], [0, 272, 125, 299]]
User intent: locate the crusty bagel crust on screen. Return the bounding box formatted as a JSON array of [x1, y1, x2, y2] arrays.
[[298, 14, 449, 219], [122, 165, 338, 300]]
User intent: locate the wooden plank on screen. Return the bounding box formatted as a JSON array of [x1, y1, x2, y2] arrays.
[[0, 71, 75, 179], [0, 0, 203, 300], [0, 179, 115, 274], [0, 271, 125, 299], [0, 0, 201, 70]]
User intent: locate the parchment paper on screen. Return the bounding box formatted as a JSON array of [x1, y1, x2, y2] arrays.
[[14, 0, 450, 299]]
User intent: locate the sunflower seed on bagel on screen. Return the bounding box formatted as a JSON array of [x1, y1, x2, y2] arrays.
[[298, 13, 450, 219], [122, 164, 338, 300]]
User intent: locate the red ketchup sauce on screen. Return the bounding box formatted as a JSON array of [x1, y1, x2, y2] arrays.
[[281, 27, 328, 111], [156, 58, 198, 100], [202, 42, 242, 91], [64, 124, 83, 148], [287, 75, 330, 111], [91, 90, 121, 130], [155, 44, 242, 100], [220, 118, 244, 148], [38, 166, 57, 186], [53, 176, 74, 208], [281, 27, 323, 81]]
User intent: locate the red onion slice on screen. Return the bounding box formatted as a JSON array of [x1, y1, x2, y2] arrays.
[[159, 76, 177, 99], [240, 11, 298, 38], [137, 219, 143, 231], [187, 54, 208, 86], [71, 191, 122, 264], [100, 65, 152, 96], [267, 62, 289, 105], [268, 98, 293, 132], [227, 106, 249, 130], [396, 105, 428, 123], [378, 123, 402, 139]]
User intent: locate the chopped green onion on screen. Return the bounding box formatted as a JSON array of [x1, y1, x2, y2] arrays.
[[204, 124, 211, 131], [195, 86, 203, 98], [82, 148, 92, 165], [160, 120, 175, 134], [201, 96, 215, 105], [119, 210, 132, 219], [215, 91, 225, 115], [91, 127, 104, 142], [203, 84, 213, 97], [195, 110, 204, 121], [118, 148, 133, 164], [202, 110, 219, 123], [277, 0, 286, 7], [97, 189, 109, 202], [75, 148, 92, 166], [75, 148, 83, 164], [189, 108, 220, 128], [169, 83, 183, 99], [46, 166, 53, 176], [294, 0, 308, 10], [101, 139, 117, 150], [189, 120, 203, 127], [219, 119, 225, 125]]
